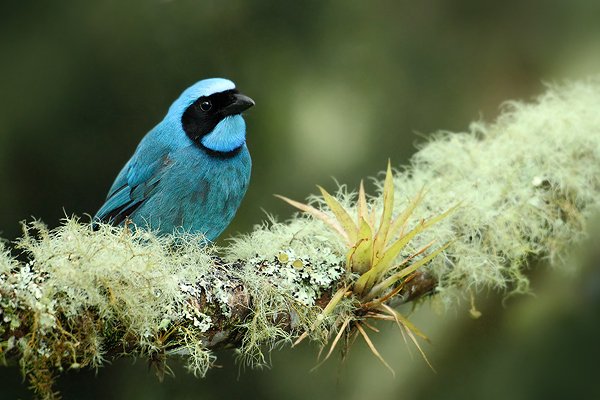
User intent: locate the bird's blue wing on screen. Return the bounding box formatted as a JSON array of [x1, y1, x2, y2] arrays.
[[94, 148, 169, 226]]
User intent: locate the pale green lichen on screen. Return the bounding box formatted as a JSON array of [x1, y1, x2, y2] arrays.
[[385, 78, 600, 301], [229, 79, 600, 303], [1, 78, 599, 398], [0, 218, 348, 398]]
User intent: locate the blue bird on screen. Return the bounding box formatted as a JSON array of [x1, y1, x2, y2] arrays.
[[94, 78, 254, 241]]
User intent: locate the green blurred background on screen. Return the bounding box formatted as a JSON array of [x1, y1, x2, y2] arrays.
[[1, 0, 599, 398]]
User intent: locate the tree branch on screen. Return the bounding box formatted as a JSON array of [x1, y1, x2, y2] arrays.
[[1, 78, 599, 399]]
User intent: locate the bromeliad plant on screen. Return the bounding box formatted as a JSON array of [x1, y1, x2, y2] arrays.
[[277, 162, 456, 372]]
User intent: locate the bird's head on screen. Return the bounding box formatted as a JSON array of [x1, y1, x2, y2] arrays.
[[167, 78, 255, 154]]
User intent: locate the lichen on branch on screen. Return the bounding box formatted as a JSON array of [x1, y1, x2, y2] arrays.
[[1, 77, 599, 399]]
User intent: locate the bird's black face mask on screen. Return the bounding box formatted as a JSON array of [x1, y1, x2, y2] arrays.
[[181, 89, 255, 145]]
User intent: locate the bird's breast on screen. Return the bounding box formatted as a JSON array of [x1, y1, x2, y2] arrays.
[[144, 145, 251, 239]]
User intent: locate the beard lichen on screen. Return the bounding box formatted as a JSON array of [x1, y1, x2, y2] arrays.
[[0, 218, 351, 398]]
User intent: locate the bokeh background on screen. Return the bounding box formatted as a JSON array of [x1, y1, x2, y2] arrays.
[[1, 0, 599, 399]]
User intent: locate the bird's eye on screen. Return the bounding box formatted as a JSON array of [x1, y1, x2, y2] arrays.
[[200, 100, 212, 111]]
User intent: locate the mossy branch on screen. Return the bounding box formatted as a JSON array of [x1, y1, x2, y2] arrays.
[[1, 78, 599, 399]]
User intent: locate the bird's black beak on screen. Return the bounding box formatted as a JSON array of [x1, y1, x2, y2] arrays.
[[224, 93, 255, 116]]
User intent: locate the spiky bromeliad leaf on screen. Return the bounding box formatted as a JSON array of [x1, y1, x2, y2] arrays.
[[388, 188, 425, 240], [372, 161, 395, 264], [357, 180, 371, 228], [354, 204, 458, 295], [274, 194, 350, 243], [317, 185, 358, 244], [367, 242, 451, 300], [346, 217, 374, 274]]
